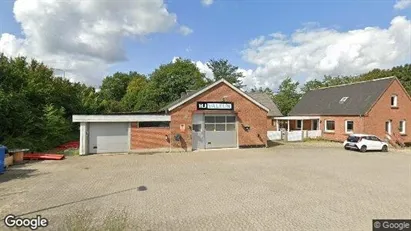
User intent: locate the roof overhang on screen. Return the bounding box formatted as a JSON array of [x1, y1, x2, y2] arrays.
[[167, 79, 270, 112], [273, 116, 320, 120], [72, 115, 171, 123]]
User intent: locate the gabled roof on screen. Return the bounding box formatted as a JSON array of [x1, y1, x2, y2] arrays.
[[162, 79, 270, 112], [289, 76, 396, 116], [246, 92, 283, 116], [160, 89, 201, 112]]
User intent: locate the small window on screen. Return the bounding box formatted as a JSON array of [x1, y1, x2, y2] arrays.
[[205, 116, 215, 123], [369, 136, 381, 141], [347, 136, 360, 142], [226, 124, 236, 131], [205, 124, 215, 131], [399, 120, 406, 134], [325, 120, 335, 132], [226, 116, 236, 123], [215, 116, 225, 123], [138, 121, 170, 128], [385, 120, 392, 134], [391, 95, 398, 107], [216, 124, 225, 131], [296, 120, 302, 129], [193, 124, 201, 132], [345, 120, 354, 133], [339, 97, 349, 104]]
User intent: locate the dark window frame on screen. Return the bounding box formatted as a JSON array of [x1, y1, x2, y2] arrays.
[[325, 120, 335, 132], [345, 120, 354, 133], [138, 121, 170, 128]]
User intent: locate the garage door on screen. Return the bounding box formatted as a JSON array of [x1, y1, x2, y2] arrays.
[[204, 115, 237, 149], [88, 123, 129, 154]]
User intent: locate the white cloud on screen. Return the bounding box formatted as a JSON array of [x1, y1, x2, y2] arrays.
[[0, 0, 179, 86], [201, 0, 214, 6], [193, 60, 214, 80], [179, 26, 193, 36], [242, 16, 411, 90], [394, 0, 411, 9]]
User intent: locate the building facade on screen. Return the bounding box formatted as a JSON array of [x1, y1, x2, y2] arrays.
[[73, 79, 282, 155], [281, 77, 411, 145]]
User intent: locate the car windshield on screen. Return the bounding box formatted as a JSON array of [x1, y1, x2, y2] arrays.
[[347, 136, 361, 142]]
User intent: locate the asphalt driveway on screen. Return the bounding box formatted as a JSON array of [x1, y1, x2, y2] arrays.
[[0, 145, 410, 230]]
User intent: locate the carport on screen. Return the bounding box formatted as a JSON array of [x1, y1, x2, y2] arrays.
[[73, 114, 171, 155]]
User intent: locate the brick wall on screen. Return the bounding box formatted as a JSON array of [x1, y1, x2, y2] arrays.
[[320, 116, 365, 142], [130, 123, 171, 150], [170, 82, 268, 151], [364, 79, 411, 143], [267, 117, 277, 131]]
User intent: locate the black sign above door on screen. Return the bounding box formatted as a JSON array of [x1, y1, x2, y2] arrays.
[[197, 102, 234, 110]]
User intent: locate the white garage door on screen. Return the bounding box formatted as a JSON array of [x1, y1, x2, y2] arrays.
[[88, 123, 129, 154]]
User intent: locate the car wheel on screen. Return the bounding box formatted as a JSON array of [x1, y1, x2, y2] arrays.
[[360, 145, 367, 152], [381, 145, 388, 152], [344, 145, 350, 150]]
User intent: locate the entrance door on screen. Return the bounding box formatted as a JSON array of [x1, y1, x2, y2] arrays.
[[204, 115, 237, 149], [192, 114, 205, 150], [312, 120, 319, 130]]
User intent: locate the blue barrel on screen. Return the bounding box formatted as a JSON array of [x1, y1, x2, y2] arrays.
[[0, 145, 5, 174]]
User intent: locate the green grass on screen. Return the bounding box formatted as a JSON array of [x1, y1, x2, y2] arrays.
[[303, 137, 341, 143]]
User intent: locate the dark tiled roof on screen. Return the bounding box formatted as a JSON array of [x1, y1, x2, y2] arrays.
[[289, 77, 396, 116], [246, 92, 283, 116]]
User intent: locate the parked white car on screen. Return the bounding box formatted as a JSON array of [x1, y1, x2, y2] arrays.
[[343, 134, 388, 152]]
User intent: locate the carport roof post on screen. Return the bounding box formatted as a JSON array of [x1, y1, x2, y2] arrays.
[[72, 115, 171, 123]]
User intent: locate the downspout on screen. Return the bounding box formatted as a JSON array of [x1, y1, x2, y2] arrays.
[[167, 109, 172, 153]]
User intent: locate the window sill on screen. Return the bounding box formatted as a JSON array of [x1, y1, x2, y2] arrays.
[[391, 106, 399, 109], [324, 131, 335, 134], [400, 133, 407, 136], [345, 132, 354, 135]]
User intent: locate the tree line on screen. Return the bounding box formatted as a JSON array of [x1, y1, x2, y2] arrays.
[[0, 52, 409, 151], [0, 55, 244, 151]]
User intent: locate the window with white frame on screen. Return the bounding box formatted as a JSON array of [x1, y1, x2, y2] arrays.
[[399, 120, 406, 134], [325, 120, 335, 132], [391, 95, 398, 107], [345, 120, 354, 133], [385, 120, 392, 134], [339, 96, 349, 104], [296, 120, 302, 129]]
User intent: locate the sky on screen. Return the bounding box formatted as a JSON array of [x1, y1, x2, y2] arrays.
[[0, 0, 410, 90]]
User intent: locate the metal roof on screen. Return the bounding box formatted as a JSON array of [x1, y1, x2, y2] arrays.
[[289, 76, 396, 116]]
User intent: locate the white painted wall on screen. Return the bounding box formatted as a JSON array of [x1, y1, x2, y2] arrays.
[[267, 131, 282, 140], [73, 115, 170, 122], [287, 131, 303, 142], [79, 122, 88, 155]]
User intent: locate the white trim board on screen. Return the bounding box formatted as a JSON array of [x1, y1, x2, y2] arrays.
[[73, 115, 171, 122], [274, 116, 320, 120], [167, 79, 270, 112]]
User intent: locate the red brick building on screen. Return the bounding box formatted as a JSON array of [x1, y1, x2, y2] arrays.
[[279, 76, 411, 145], [73, 79, 282, 154]]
